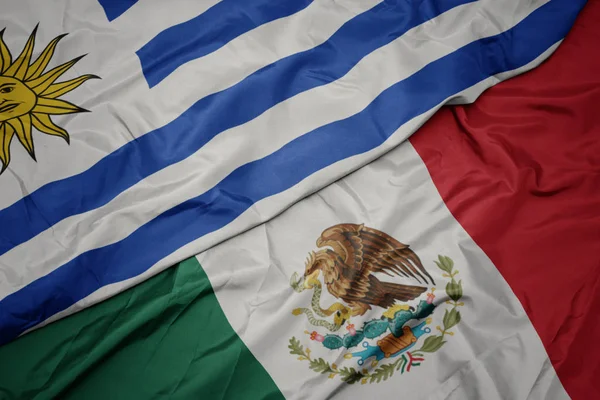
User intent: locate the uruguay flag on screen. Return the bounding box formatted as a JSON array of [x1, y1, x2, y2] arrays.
[[0, 0, 587, 354]]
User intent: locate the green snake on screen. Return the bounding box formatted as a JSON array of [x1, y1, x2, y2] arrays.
[[290, 272, 350, 332]]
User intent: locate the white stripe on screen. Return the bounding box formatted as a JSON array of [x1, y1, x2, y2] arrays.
[[0, 0, 377, 208], [109, 0, 222, 50], [23, 43, 560, 335], [0, 0, 549, 299], [196, 130, 568, 400]]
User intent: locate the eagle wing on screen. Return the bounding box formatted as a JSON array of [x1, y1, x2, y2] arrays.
[[317, 223, 435, 285], [338, 274, 427, 307]]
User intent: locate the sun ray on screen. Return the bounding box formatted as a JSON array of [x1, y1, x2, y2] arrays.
[[33, 97, 88, 115], [25, 33, 67, 80], [28, 55, 86, 95], [4, 25, 37, 80], [0, 27, 95, 173], [7, 114, 35, 160], [0, 123, 15, 172], [40, 74, 99, 99], [31, 113, 69, 143], [0, 29, 12, 74]]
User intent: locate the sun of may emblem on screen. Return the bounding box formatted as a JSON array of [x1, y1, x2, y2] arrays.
[[288, 223, 465, 384], [0, 25, 97, 173]]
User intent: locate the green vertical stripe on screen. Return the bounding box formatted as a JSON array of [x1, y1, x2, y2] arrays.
[[0, 258, 284, 400]]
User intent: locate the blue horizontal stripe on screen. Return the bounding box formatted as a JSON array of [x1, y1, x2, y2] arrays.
[[0, 0, 471, 258], [0, 0, 585, 345], [138, 0, 314, 88], [97, 0, 138, 21]]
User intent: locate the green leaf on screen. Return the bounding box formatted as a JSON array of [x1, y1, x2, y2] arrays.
[[288, 337, 305, 357], [309, 358, 334, 374], [435, 255, 454, 274], [369, 361, 399, 383], [339, 367, 364, 384], [446, 279, 463, 302], [443, 308, 461, 330], [419, 335, 446, 353], [443, 256, 454, 270]]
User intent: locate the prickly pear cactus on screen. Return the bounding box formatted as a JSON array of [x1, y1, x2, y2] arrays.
[[363, 319, 389, 339]]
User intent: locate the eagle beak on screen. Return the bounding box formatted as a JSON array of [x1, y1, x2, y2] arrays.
[[302, 277, 310, 290], [304, 270, 320, 289]]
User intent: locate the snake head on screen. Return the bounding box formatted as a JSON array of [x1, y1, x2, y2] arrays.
[[290, 272, 306, 292]]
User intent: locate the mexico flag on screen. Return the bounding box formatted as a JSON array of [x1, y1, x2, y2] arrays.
[[0, 0, 598, 399]]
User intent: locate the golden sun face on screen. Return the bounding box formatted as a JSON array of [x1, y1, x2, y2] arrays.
[[0, 77, 37, 121], [0, 25, 98, 173]]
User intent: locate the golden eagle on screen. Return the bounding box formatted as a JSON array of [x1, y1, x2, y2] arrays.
[[296, 223, 435, 316]]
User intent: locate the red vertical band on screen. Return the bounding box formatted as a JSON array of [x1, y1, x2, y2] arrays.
[[410, 2, 600, 398]]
